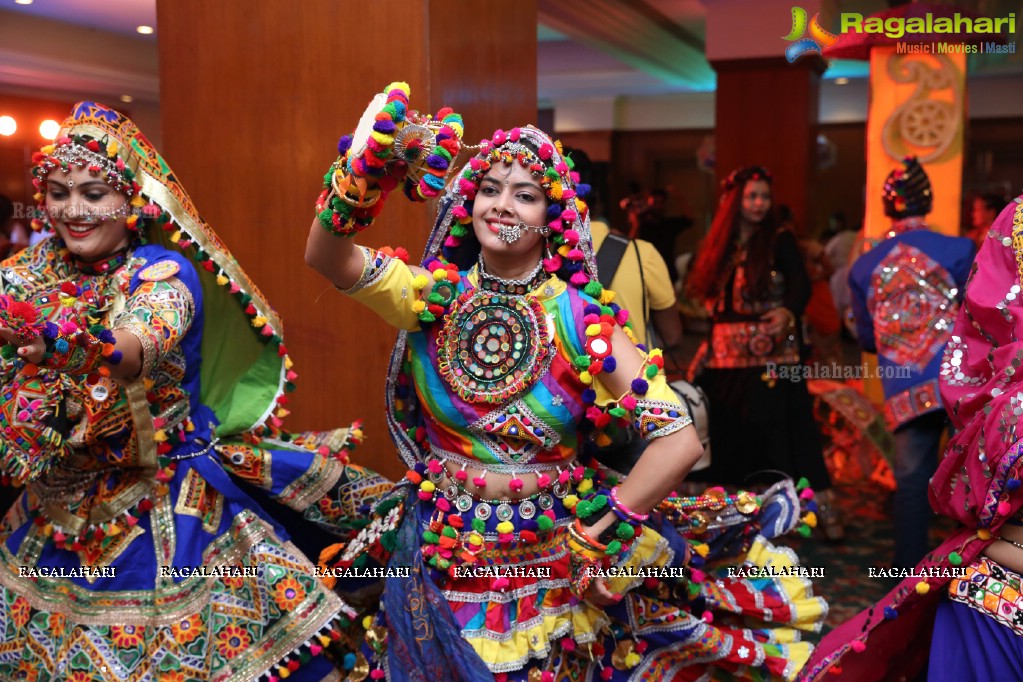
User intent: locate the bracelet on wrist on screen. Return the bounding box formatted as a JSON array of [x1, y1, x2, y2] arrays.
[[313, 82, 465, 237], [609, 486, 649, 522]]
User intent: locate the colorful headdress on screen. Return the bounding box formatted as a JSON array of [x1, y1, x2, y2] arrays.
[[721, 165, 773, 193], [424, 125, 597, 287], [882, 156, 932, 219], [29, 102, 293, 439]]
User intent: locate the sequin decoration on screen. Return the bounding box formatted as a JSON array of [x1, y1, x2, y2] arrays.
[[869, 242, 959, 371], [437, 288, 552, 404]]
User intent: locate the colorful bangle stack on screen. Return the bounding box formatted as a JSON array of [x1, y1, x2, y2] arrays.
[[565, 518, 609, 597], [568, 488, 638, 593], [566, 518, 608, 558], [316, 82, 465, 237], [316, 82, 411, 238]]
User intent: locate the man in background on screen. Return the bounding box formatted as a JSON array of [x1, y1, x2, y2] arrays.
[[636, 188, 694, 283], [849, 157, 974, 569], [565, 149, 682, 357]]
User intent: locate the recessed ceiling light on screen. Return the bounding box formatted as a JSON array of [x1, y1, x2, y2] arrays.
[[121, 95, 134, 103], [835, 77, 850, 85], [15, 0, 33, 5], [0, 116, 16, 137], [39, 119, 60, 139], [136, 25, 154, 35]]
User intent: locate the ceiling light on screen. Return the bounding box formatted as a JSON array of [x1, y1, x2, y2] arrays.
[[121, 95, 134, 103], [136, 25, 154, 35], [15, 0, 33, 5], [0, 116, 16, 136], [39, 119, 60, 140], [835, 77, 850, 85]]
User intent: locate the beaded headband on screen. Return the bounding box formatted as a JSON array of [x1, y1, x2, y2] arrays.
[[32, 135, 145, 233], [44, 141, 138, 195]]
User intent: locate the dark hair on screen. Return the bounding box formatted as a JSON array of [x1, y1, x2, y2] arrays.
[[882, 156, 932, 218], [563, 147, 602, 209], [687, 168, 779, 302]]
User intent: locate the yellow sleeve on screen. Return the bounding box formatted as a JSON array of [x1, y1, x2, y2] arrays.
[[638, 240, 677, 311], [592, 348, 693, 442], [341, 246, 422, 332]]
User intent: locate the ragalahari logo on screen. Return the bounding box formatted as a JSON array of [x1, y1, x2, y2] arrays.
[[783, 7, 838, 62]]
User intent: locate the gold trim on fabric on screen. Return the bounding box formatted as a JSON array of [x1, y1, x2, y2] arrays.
[[0, 510, 273, 625], [113, 313, 158, 378], [14, 521, 45, 567], [123, 378, 157, 472], [275, 456, 345, 511], [37, 503, 85, 537], [139, 175, 282, 333], [151, 487, 176, 584], [174, 467, 224, 533]]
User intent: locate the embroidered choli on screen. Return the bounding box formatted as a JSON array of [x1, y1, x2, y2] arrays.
[[0, 240, 344, 614], [346, 246, 692, 476], [0, 242, 207, 538]]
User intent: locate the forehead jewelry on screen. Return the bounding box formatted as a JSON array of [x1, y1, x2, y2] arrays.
[[50, 201, 134, 223]]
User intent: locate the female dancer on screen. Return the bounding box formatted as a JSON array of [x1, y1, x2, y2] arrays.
[[686, 167, 840, 539], [307, 85, 825, 681], [0, 102, 385, 681]]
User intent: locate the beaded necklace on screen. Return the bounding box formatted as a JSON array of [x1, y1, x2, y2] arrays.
[[475, 254, 546, 294], [72, 248, 130, 276]]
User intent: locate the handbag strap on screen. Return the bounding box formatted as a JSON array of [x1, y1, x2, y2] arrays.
[[595, 233, 630, 288], [633, 239, 647, 322]]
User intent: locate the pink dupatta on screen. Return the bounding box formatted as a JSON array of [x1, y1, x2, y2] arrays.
[[800, 197, 1023, 681]]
